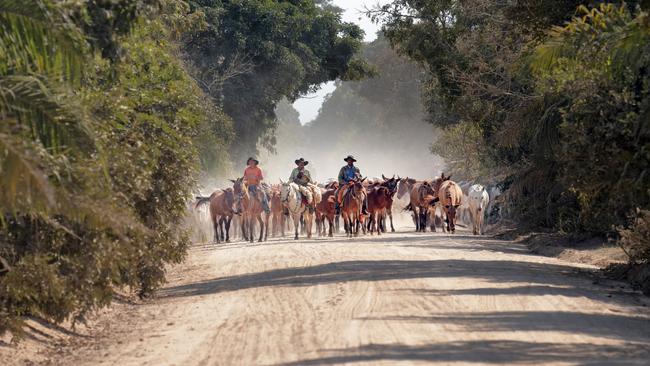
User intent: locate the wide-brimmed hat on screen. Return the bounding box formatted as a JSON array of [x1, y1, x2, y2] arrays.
[[295, 158, 309, 166], [246, 157, 259, 165], [344, 155, 357, 162]]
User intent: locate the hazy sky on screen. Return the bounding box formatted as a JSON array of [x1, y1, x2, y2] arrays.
[[293, 0, 387, 124]]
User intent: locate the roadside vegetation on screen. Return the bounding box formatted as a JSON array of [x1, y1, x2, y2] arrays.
[[0, 0, 368, 335], [369, 1, 649, 280]]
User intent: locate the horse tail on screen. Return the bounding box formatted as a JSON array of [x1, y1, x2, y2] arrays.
[[195, 192, 216, 209]]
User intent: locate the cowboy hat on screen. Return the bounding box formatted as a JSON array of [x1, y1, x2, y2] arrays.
[[343, 155, 357, 162], [294, 158, 309, 166], [246, 157, 259, 165]]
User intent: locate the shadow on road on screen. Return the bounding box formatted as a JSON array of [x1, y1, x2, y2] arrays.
[[270, 340, 650, 365], [162, 259, 592, 299], [193, 233, 534, 258], [361, 311, 650, 343]]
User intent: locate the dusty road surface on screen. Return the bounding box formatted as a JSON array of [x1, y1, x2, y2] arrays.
[[49, 230, 650, 365]]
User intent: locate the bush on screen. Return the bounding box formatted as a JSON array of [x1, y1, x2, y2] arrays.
[[618, 210, 650, 264], [0, 1, 232, 336]]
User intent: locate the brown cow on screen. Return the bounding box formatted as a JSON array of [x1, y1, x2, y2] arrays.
[[195, 188, 235, 243]]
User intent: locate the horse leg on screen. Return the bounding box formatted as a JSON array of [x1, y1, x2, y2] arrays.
[[328, 216, 334, 237], [294, 214, 300, 240], [212, 217, 219, 244], [218, 217, 224, 243], [413, 208, 420, 232], [258, 215, 264, 242], [225, 216, 232, 242], [248, 216, 254, 243], [306, 212, 313, 239]]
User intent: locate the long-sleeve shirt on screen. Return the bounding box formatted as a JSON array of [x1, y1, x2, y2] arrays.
[[338, 165, 360, 185], [289, 168, 311, 185]]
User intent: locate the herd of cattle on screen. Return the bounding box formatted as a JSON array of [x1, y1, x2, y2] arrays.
[[194, 174, 501, 243]]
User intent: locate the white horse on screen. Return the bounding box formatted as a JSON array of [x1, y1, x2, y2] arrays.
[[468, 184, 490, 235], [280, 182, 314, 240]]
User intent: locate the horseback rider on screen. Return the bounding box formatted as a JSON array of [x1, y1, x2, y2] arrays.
[[243, 157, 271, 214], [289, 158, 312, 186], [335, 155, 369, 215], [289, 158, 316, 213]]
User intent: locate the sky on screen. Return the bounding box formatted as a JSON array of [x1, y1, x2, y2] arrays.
[[292, 0, 387, 125]]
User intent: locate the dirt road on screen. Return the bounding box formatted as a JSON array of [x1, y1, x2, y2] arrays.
[[51, 230, 650, 365]]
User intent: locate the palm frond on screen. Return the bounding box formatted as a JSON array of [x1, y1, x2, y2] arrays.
[[0, 129, 56, 215], [0, 0, 86, 79]]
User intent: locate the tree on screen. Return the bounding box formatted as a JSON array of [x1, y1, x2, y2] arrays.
[[184, 0, 373, 162], [370, 0, 649, 232], [1, 0, 233, 335]]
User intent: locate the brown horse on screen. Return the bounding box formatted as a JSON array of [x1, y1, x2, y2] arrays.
[[231, 178, 268, 243], [315, 188, 336, 237], [380, 174, 401, 232], [340, 178, 366, 237], [432, 178, 463, 233], [195, 188, 235, 243], [408, 180, 437, 232], [269, 184, 287, 237], [366, 185, 392, 235]]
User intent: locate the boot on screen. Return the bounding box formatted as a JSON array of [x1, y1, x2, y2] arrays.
[[335, 202, 341, 215], [362, 198, 369, 216]]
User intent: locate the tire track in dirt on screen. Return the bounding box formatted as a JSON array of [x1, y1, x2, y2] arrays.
[[50, 231, 650, 366]]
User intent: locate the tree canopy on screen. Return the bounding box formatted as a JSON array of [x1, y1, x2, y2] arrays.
[[184, 0, 374, 162], [371, 1, 649, 235]]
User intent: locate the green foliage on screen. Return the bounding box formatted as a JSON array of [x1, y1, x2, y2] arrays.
[[431, 121, 493, 182], [529, 4, 650, 232], [185, 0, 374, 162], [618, 209, 650, 264], [376, 1, 650, 235], [0, 0, 232, 336]]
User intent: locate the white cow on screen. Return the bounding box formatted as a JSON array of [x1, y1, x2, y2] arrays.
[[468, 184, 490, 235]]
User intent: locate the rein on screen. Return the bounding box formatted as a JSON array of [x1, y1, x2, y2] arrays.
[[282, 184, 302, 214]]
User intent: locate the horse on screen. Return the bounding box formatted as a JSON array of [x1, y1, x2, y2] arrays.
[[280, 181, 314, 240], [315, 188, 336, 237], [379, 174, 401, 232], [195, 188, 235, 243], [397, 177, 417, 200], [231, 178, 268, 243], [340, 178, 366, 237], [270, 184, 287, 237], [408, 180, 437, 232], [432, 178, 463, 233], [366, 185, 392, 235], [468, 184, 490, 235]]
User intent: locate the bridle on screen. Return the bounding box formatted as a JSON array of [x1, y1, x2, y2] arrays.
[[281, 183, 302, 213]]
